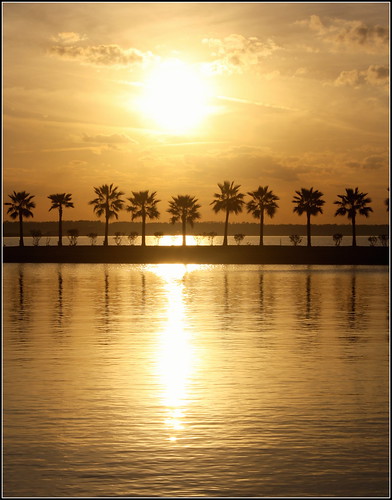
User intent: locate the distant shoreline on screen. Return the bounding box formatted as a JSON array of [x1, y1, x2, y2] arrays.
[[3, 245, 389, 265]]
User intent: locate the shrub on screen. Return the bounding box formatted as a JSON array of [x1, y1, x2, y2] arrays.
[[289, 234, 302, 246], [128, 231, 139, 245], [114, 231, 125, 246], [67, 228, 79, 246], [332, 233, 343, 246], [234, 233, 245, 245], [30, 229, 42, 246], [154, 231, 164, 245], [194, 234, 203, 245], [87, 232, 98, 246], [207, 231, 217, 246], [378, 234, 389, 247]]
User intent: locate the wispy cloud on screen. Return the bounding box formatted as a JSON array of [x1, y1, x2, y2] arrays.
[[51, 32, 88, 44], [185, 147, 308, 183], [217, 95, 300, 112], [333, 64, 389, 89], [298, 15, 389, 53], [82, 133, 137, 144], [362, 154, 388, 170], [49, 42, 156, 68], [202, 34, 281, 74]]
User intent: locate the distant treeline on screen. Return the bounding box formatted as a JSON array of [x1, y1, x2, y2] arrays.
[[3, 220, 389, 237]]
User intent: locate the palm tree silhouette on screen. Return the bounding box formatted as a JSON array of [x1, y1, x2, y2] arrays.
[[89, 184, 125, 246], [211, 181, 245, 246], [247, 186, 279, 246], [167, 195, 201, 246], [5, 191, 36, 247], [48, 193, 74, 246], [292, 187, 325, 247], [126, 191, 160, 246], [334, 187, 373, 247]]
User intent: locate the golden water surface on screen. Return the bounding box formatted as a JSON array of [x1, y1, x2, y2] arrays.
[[3, 263, 389, 497]]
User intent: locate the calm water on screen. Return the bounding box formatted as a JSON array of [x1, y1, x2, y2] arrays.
[[3, 263, 389, 498]]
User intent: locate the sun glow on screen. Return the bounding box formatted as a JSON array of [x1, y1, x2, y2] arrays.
[[138, 60, 211, 133], [156, 234, 199, 246]]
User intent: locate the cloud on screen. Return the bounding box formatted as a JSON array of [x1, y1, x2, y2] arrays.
[[364, 65, 389, 87], [202, 34, 281, 74], [49, 43, 155, 67], [299, 15, 389, 53], [185, 147, 306, 183], [362, 155, 388, 170], [216, 95, 299, 112], [82, 133, 137, 144], [333, 65, 389, 89], [345, 154, 387, 170], [51, 32, 88, 44], [69, 160, 88, 167], [334, 69, 362, 88]]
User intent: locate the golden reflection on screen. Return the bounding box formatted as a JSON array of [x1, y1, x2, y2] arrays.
[[148, 264, 199, 443], [157, 234, 199, 246]]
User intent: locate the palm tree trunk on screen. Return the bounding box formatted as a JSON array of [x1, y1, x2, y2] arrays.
[[58, 207, 63, 247], [223, 210, 229, 246], [307, 212, 311, 247], [141, 214, 146, 247], [104, 213, 109, 246], [182, 215, 186, 246], [352, 214, 356, 247], [259, 210, 264, 246], [19, 211, 24, 247]]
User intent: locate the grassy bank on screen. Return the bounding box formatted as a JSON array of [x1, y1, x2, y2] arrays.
[[3, 245, 389, 265]]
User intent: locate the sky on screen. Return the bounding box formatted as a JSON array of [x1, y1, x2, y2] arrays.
[[3, 1, 390, 224]]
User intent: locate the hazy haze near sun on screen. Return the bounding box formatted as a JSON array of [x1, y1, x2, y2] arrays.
[[3, 2, 389, 223]]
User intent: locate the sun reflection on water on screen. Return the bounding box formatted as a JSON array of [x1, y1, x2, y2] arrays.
[[157, 235, 199, 246], [147, 264, 200, 443]]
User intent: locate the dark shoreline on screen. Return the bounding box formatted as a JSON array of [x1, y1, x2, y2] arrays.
[[3, 245, 389, 265]]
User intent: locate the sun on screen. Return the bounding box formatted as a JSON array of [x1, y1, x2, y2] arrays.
[[138, 60, 211, 134]]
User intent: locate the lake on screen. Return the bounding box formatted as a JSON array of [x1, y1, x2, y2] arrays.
[[2, 263, 389, 497]]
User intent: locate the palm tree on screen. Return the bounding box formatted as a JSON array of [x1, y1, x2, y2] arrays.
[[126, 190, 160, 246], [167, 195, 201, 246], [292, 187, 325, 247], [48, 193, 74, 246], [5, 191, 36, 247], [88, 184, 125, 246], [210, 181, 245, 246], [334, 187, 373, 247], [247, 186, 279, 246]]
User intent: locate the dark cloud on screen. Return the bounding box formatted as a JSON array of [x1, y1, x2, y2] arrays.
[[334, 64, 389, 89], [186, 148, 306, 183], [333, 21, 388, 48], [345, 161, 361, 169], [365, 65, 389, 87], [346, 155, 387, 170], [363, 155, 387, 170], [49, 43, 154, 67], [300, 15, 388, 53]]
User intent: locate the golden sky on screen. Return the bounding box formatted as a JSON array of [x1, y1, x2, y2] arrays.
[[3, 2, 390, 224]]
